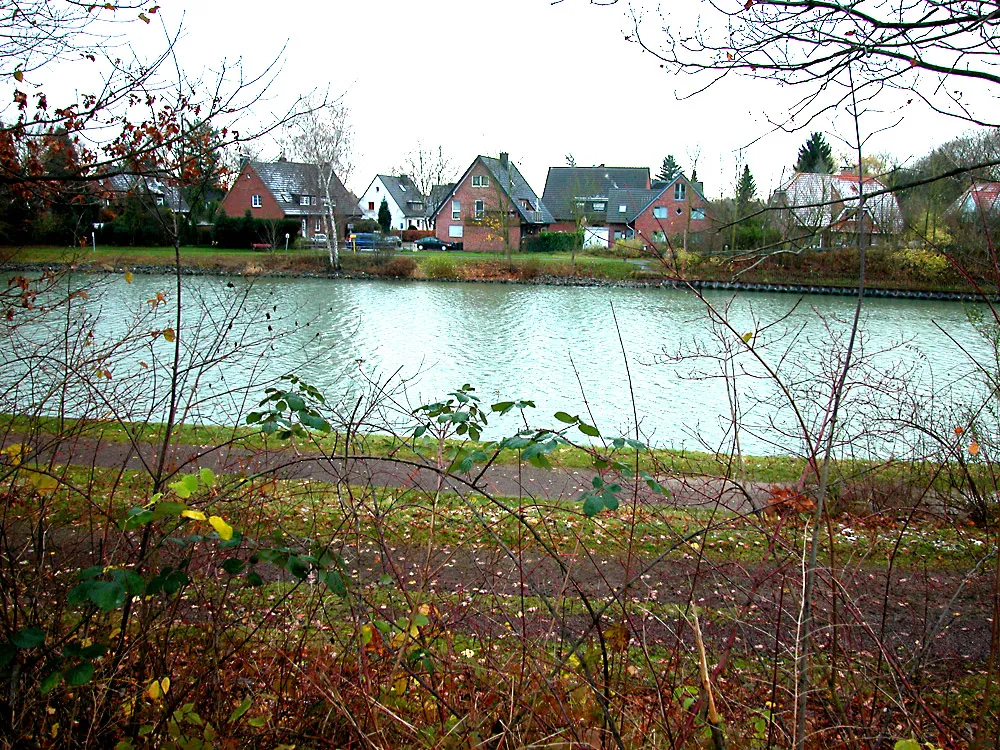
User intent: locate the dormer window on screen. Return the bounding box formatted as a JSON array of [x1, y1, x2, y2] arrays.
[[593, 202, 606, 212], [300, 195, 311, 206]]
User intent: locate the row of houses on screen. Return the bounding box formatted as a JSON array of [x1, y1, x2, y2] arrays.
[[218, 152, 713, 251], [216, 151, 1000, 252]]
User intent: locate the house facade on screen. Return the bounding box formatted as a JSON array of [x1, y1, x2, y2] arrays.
[[771, 171, 903, 248], [952, 181, 1000, 217], [433, 153, 552, 251], [219, 158, 359, 241], [604, 175, 711, 248], [358, 174, 429, 231], [541, 166, 651, 238]]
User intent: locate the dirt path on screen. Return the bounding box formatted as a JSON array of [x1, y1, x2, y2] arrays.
[[12, 431, 779, 513]]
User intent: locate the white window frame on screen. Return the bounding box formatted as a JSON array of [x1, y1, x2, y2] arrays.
[[311, 196, 317, 206], [593, 202, 606, 212], [674, 183, 686, 201], [471, 175, 489, 188], [474, 199, 484, 219], [449, 224, 463, 238], [251, 194, 262, 208], [652, 206, 667, 219], [618, 204, 627, 213], [300, 195, 311, 206], [315, 219, 323, 232], [452, 200, 461, 221]]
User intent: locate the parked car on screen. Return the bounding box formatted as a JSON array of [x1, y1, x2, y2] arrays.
[[310, 233, 328, 244], [350, 232, 402, 251], [415, 237, 452, 251]]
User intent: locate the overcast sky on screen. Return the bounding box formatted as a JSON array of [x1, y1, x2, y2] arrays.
[[28, 0, 997, 199]]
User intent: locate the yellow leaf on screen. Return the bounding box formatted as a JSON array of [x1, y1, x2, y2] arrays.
[[180, 509, 206, 521], [147, 680, 161, 700], [13, 70, 23, 82], [742, 332, 753, 344], [209, 515, 233, 540], [124, 271, 133, 284], [160, 677, 170, 694], [162, 328, 175, 343], [138, 12, 150, 23], [969, 441, 980, 456], [6, 443, 26, 466], [27, 471, 58, 495]]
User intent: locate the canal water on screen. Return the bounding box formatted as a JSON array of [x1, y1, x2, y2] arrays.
[[6, 273, 995, 458]]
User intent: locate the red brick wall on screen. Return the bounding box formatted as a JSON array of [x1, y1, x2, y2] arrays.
[[626, 180, 711, 245], [220, 165, 284, 220], [434, 160, 524, 251]]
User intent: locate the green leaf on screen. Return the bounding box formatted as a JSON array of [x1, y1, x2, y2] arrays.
[[322, 570, 348, 596], [169, 473, 200, 499], [39, 671, 62, 694], [284, 394, 306, 412], [893, 742, 921, 750], [582, 495, 603, 517], [554, 411, 577, 424], [64, 662, 95, 686], [150, 501, 187, 521], [0, 643, 17, 668], [604, 495, 620, 512], [491, 401, 514, 413], [246, 571, 264, 587], [90, 580, 127, 612], [221, 558, 246, 575], [228, 698, 252, 723], [591, 475, 605, 490], [12, 627, 45, 649], [247, 716, 268, 727], [199, 467, 216, 487], [578, 423, 601, 437]]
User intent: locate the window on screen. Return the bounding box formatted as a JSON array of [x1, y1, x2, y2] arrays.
[[575, 200, 584, 211], [155, 196, 165, 206], [315, 219, 322, 232], [449, 225, 463, 238], [300, 195, 311, 206], [652, 230, 665, 242], [452, 200, 461, 221], [593, 202, 606, 212], [471, 175, 489, 188], [368, 201, 375, 211], [311, 196, 317, 206], [692, 207, 706, 220], [251, 194, 262, 208], [652, 206, 667, 219], [676, 207, 683, 215], [619, 204, 627, 213], [520, 199, 532, 210], [674, 183, 686, 201], [474, 199, 484, 219]]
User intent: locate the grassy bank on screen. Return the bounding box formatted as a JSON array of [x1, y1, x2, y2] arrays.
[[3, 243, 995, 294]]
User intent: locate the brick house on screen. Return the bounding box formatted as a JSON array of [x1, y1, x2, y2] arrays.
[[604, 175, 711, 249], [541, 166, 651, 245], [219, 158, 359, 241], [432, 153, 552, 251]]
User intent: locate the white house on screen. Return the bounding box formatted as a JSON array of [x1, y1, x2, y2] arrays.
[[357, 174, 429, 231]]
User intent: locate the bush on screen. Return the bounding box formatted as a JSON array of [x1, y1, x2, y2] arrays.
[[586, 238, 649, 259], [402, 229, 433, 243], [213, 212, 300, 249], [351, 218, 380, 233], [422, 257, 457, 279], [371, 257, 418, 278], [522, 231, 583, 253]]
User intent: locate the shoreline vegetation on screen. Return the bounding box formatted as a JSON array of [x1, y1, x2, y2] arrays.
[[2, 243, 996, 298]]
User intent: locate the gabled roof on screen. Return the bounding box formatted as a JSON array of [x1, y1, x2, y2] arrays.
[[251, 159, 359, 217], [437, 155, 554, 225], [771, 171, 903, 233], [427, 183, 455, 218], [953, 181, 1000, 215], [606, 188, 662, 223], [373, 174, 426, 218], [103, 173, 190, 213], [541, 166, 650, 221], [606, 175, 708, 223]]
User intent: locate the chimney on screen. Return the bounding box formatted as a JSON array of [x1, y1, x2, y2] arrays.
[[500, 152, 509, 169]]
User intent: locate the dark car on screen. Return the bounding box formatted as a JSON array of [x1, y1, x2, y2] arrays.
[[415, 237, 452, 251], [350, 232, 402, 251]]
